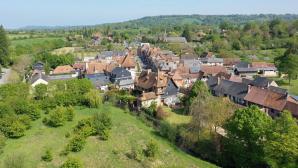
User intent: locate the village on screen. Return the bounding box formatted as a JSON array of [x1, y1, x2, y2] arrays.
[[30, 40, 298, 119]]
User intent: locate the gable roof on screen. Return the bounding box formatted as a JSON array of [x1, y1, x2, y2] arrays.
[[120, 54, 135, 68], [139, 92, 157, 101], [200, 65, 227, 76], [53, 65, 75, 75], [136, 70, 158, 90], [235, 61, 250, 68], [285, 96, 298, 118], [244, 86, 287, 111], [111, 67, 131, 78], [161, 78, 179, 98], [214, 79, 248, 99], [251, 77, 273, 88], [86, 62, 106, 74], [31, 73, 48, 84]]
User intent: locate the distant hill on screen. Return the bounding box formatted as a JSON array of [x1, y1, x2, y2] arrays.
[[17, 14, 298, 31]]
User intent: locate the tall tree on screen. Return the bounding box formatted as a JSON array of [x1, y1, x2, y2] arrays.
[[182, 25, 192, 42], [223, 106, 272, 168], [0, 25, 10, 66], [275, 38, 298, 84], [264, 111, 298, 168]]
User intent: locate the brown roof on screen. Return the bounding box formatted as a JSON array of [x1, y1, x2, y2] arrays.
[[244, 86, 287, 111], [251, 62, 276, 68], [200, 65, 227, 76], [87, 62, 106, 74], [53, 65, 75, 74], [139, 92, 157, 101], [285, 96, 298, 118], [105, 62, 119, 73], [223, 58, 241, 66], [136, 70, 157, 90], [228, 75, 243, 83], [73, 63, 85, 70], [156, 71, 168, 88], [121, 54, 135, 68]]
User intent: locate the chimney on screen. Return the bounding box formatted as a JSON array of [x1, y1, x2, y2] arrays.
[[217, 77, 221, 85], [248, 85, 252, 92]]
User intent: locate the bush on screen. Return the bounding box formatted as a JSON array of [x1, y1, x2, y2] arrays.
[[66, 135, 86, 152], [159, 121, 178, 143], [60, 157, 82, 168], [65, 106, 75, 121], [43, 107, 66, 127], [74, 118, 96, 137], [1, 117, 27, 138], [84, 89, 103, 108], [93, 112, 112, 140], [156, 106, 169, 120], [41, 149, 53, 162], [128, 145, 143, 162], [144, 140, 159, 158]]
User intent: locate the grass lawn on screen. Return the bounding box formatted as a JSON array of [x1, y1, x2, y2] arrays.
[[273, 78, 298, 96], [10, 37, 64, 47], [0, 105, 216, 168], [162, 106, 191, 126]]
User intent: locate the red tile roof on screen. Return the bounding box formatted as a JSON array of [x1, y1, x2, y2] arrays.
[[244, 86, 287, 111], [200, 65, 227, 76], [53, 65, 75, 74]]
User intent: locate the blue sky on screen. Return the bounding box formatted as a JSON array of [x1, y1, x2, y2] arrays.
[[1, 0, 298, 28]]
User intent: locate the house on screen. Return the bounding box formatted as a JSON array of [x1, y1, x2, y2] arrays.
[[52, 65, 76, 75], [137, 92, 161, 108], [284, 96, 298, 118], [86, 62, 106, 75], [110, 67, 134, 90], [164, 37, 187, 43], [119, 54, 136, 79], [250, 77, 278, 88], [135, 70, 168, 95], [86, 73, 110, 91], [172, 63, 200, 88], [97, 51, 128, 61], [210, 78, 248, 106], [200, 65, 228, 79], [30, 73, 48, 87], [244, 86, 288, 117], [33, 61, 44, 71], [223, 58, 241, 70], [200, 57, 224, 66], [251, 62, 278, 77], [234, 62, 258, 78], [161, 78, 180, 106]]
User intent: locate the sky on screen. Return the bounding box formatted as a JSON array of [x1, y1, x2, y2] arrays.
[[1, 0, 298, 29]]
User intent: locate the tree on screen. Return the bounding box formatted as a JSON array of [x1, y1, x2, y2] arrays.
[[66, 135, 86, 152], [34, 84, 47, 100], [182, 25, 192, 42], [60, 157, 82, 168], [84, 89, 103, 108], [264, 111, 298, 168], [275, 38, 298, 84], [0, 25, 10, 66], [43, 107, 66, 127], [223, 106, 272, 168], [93, 112, 112, 140]]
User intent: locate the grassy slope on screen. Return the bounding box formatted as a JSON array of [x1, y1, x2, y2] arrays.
[[0, 106, 216, 168], [274, 78, 298, 95], [10, 37, 63, 47]]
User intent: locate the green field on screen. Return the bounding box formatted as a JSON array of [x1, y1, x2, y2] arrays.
[[10, 37, 64, 47], [0, 105, 216, 168]]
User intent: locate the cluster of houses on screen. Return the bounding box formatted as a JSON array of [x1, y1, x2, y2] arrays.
[[30, 43, 298, 118]]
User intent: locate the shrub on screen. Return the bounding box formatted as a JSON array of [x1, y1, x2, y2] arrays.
[[84, 89, 103, 108], [65, 106, 75, 121], [144, 140, 159, 158], [93, 112, 112, 140], [156, 106, 169, 120], [2, 118, 26, 138], [66, 135, 86, 152], [159, 121, 177, 143], [129, 145, 143, 162], [60, 157, 82, 168], [43, 107, 66, 127], [74, 118, 96, 137], [41, 149, 53, 162]]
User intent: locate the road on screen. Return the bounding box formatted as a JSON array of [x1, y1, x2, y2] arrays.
[[0, 68, 11, 85]]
